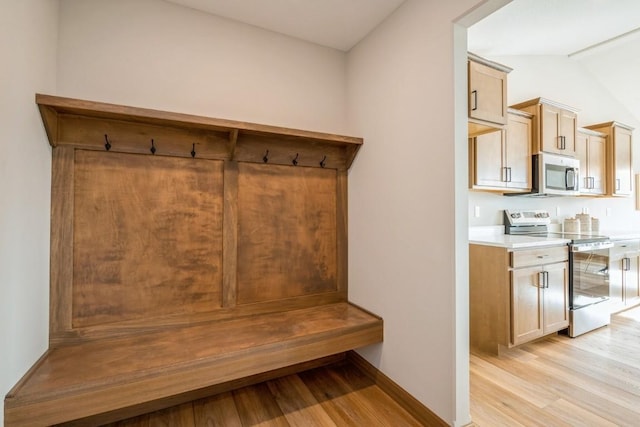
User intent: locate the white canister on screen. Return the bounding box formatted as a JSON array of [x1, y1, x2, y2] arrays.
[[576, 213, 591, 233], [591, 217, 600, 232], [564, 217, 580, 233]]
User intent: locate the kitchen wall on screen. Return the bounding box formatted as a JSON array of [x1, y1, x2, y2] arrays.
[[57, 0, 348, 134], [469, 54, 640, 230], [0, 1, 59, 425]]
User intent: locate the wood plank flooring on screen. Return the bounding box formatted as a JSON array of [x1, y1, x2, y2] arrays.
[[471, 306, 640, 426], [103, 362, 423, 426]]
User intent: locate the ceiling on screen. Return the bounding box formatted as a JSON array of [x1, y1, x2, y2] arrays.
[[468, 0, 640, 56], [165, 0, 406, 51], [164, 0, 639, 124]]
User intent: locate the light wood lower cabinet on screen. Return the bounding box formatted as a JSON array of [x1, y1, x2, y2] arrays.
[[470, 244, 569, 354], [609, 240, 640, 312]]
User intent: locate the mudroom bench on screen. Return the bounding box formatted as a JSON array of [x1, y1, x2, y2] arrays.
[[4, 95, 382, 426]]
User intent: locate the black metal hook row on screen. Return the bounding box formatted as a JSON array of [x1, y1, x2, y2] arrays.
[[103, 135, 197, 158], [262, 150, 327, 167]]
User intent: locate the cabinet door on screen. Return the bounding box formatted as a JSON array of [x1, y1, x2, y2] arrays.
[[542, 262, 569, 334], [471, 130, 506, 189], [559, 109, 577, 156], [623, 255, 640, 305], [511, 267, 544, 346], [540, 104, 562, 154], [468, 60, 507, 125], [610, 243, 629, 312], [540, 104, 576, 156], [613, 126, 633, 196], [505, 113, 532, 190], [589, 134, 607, 195], [576, 131, 590, 192]]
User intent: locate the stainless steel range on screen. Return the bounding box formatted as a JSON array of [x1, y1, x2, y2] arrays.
[[504, 209, 613, 337]]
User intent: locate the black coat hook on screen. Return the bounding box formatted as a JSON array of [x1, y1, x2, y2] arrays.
[[150, 139, 156, 155], [104, 134, 111, 151], [191, 143, 196, 158], [263, 149, 269, 163], [292, 153, 299, 166], [320, 155, 327, 168]]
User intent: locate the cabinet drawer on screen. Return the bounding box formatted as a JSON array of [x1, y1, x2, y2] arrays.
[[511, 246, 568, 268], [610, 240, 640, 257]]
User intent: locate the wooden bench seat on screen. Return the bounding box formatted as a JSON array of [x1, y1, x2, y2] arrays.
[[5, 303, 382, 426]]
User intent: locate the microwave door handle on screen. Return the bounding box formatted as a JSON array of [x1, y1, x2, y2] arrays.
[[566, 169, 576, 189]]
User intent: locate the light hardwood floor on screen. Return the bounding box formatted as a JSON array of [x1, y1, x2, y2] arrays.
[[102, 362, 423, 426], [471, 306, 640, 426]]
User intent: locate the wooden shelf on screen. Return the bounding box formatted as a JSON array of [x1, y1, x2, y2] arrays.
[[36, 94, 363, 170], [5, 303, 382, 426]]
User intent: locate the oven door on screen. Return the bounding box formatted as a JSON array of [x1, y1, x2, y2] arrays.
[[571, 246, 610, 310], [569, 243, 613, 337]]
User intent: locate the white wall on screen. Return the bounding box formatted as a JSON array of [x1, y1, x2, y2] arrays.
[[469, 55, 640, 230], [0, 1, 58, 425], [346, 0, 483, 424], [57, 0, 348, 134]]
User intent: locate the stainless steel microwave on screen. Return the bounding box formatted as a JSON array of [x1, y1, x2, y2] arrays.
[[532, 152, 580, 196]]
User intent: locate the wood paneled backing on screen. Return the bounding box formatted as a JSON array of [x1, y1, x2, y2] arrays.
[[59, 114, 231, 160], [233, 133, 350, 170], [37, 94, 363, 169], [50, 293, 347, 345], [236, 163, 338, 304], [5, 303, 383, 426], [50, 146, 75, 336], [72, 151, 224, 327]]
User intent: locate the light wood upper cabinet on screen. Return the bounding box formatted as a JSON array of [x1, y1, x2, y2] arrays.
[[576, 128, 607, 196], [468, 53, 511, 136], [470, 244, 569, 354], [511, 98, 578, 156], [586, 122, 634, 197], [469, 109, 532, 192]]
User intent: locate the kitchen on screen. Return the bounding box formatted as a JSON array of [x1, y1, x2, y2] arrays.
[[467, 1, 640, 424]]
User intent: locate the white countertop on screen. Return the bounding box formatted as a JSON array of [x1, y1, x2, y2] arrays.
[[469, 234, 571, 249], [601, 230, 640, 241], [469, 226, 570, 249], [469, 226, 640, 249]]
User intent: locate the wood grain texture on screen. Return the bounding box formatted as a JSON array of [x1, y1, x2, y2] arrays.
[[72, 151, 224, 327], [346, 351, 448, 426], [471, 307, 640, 426], [36, 94, 362, 169], [103, 361, 424, 427], [222, 160, 239, 308], [50, 146, 75, 337], [237, 163, 337, 304], [5, 303, 382, 426]]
